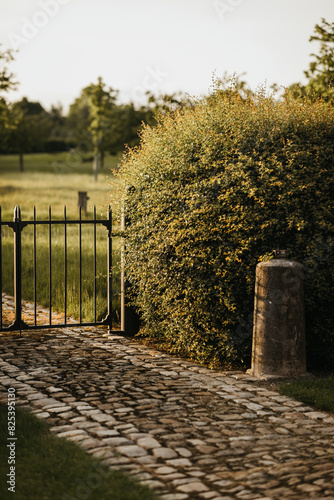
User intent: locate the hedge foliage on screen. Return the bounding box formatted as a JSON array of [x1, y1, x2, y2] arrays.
[[115, 86, 334, 370]]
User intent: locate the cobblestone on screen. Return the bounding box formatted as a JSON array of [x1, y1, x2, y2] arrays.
[[1, 293, 334, 498]]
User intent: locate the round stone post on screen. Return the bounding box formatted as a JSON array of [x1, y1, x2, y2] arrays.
[[248, 259, 307, 378]]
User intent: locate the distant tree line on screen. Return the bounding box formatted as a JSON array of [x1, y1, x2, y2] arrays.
[[0, 56, 188, 173], [0, 18, 333, 175]]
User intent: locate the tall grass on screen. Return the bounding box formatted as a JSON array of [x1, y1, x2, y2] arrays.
[[0, 152, 121, 220]]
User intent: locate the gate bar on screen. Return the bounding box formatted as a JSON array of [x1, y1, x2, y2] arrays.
[[0, 206, 2, 330], [14, 206, 22, 334], [79, 206, 82, 323], [94, 205, 97, 323], [64, 206, 67, 325], [121, 208, 125, 333], [49, 206, 52, 325], [107, 206, 112, 332], [33, 206, 37, 325]]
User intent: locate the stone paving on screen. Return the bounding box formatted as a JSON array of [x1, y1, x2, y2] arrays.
[[1, 294, 334, 499]]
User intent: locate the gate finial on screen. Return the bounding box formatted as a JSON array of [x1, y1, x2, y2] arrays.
[[13, 205, 21, 221]]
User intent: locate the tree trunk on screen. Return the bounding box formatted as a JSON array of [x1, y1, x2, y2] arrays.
[[19, 152, 24, 172], [93, 151, 98, 181]]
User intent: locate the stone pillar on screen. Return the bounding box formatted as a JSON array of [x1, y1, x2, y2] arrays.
[[248, 259, 307, 378]]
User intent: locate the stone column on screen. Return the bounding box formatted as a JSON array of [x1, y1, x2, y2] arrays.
[[248, 259, 307, 378]]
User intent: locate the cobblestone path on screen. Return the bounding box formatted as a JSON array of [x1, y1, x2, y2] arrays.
[[0, 295, 334, 499]]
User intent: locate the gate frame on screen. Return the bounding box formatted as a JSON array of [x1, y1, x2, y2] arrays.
[[0, 205, 124, 334]]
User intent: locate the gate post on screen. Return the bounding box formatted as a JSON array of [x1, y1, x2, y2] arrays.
[[13, 206, 22, 333], [120, 209, 125, 333], [107, 206, 113, 333], [120, 210, 140, 336]]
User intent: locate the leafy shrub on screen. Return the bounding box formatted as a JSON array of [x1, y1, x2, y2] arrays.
[[115, 85, 334, 370]]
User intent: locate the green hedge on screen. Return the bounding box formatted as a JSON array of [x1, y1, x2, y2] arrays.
[[116, 87, 334, 370]]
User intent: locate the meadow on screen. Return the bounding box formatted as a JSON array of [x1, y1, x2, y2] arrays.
[[0, 151, 121, 219], [0, 152, 122, 326]]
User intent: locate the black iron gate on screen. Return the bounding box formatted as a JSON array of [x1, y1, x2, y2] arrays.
[[0, 205, 124, 334]]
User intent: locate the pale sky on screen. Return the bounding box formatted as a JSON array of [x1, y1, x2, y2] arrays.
[[1, 0, 333, 112]]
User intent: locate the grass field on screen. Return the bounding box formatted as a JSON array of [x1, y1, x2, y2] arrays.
[[0, 405, 159, 500], [0, 152, 122, 324], [0, 151, 121, 220]]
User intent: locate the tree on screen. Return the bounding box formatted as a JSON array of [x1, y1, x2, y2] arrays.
[[288, 18, 334, 100], [0, 46, 17, 151], [43, 104, 74, 152], [67, 81, 193, 170], [0, 46, 17, 95], [86, 77, 118, 179], [0, 93, 10, 153], [105, 102, 142, 154], [48, 103, 67, 135], [107, 101, 155, 153], [111, 93, 191, 152], [68, 78, 118, 180], [145, 90, 192, 114], [67, 93, 91, 149], [8, 98, 51, 171]]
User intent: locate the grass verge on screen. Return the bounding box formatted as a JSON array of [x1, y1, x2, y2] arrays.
[[278, 375, 334, 414], [0, 404, 159, 500]]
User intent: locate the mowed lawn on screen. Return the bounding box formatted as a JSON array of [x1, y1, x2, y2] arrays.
[[0, 152, 122, 324]]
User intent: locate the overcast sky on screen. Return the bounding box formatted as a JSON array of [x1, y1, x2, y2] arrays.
[[1, 0, 333, 112]]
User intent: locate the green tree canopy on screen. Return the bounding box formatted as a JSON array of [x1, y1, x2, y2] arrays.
[[0, 46, 18, 150], [8, 97, 51, 171], [0, 46, 17, 95], [289, 18, 334, 100], [68, 77, 118, 179]]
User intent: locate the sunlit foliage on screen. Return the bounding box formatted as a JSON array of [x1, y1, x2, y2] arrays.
[[115, 83, 334, 370]]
